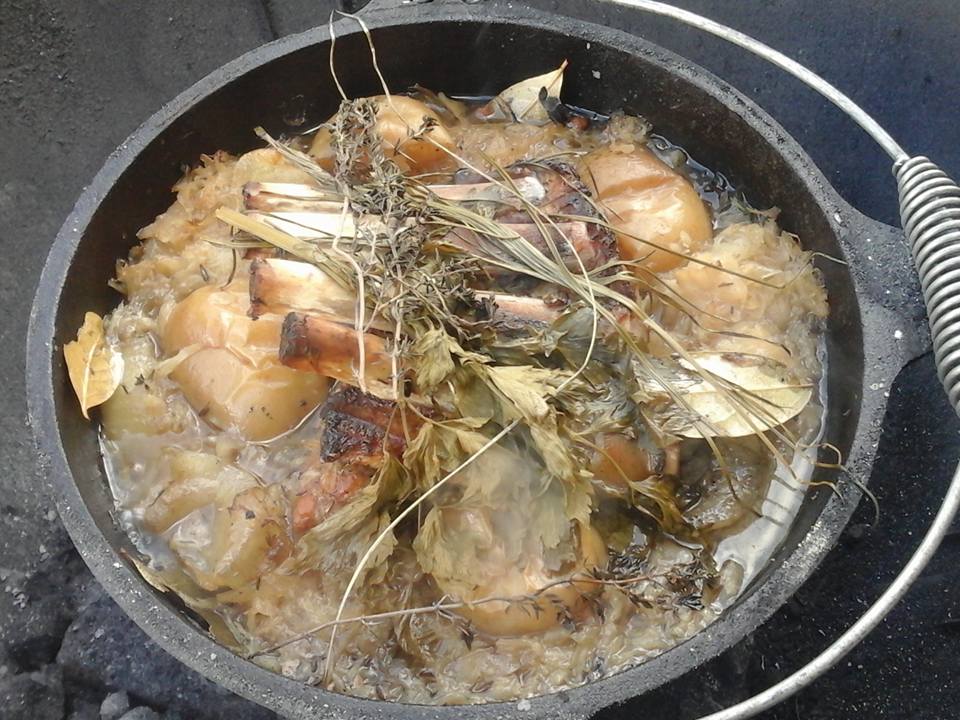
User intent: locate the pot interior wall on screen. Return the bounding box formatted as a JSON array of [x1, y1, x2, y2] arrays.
[[52, 15, 863, 669]]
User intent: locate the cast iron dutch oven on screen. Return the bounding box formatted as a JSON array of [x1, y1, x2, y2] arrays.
[[26, 2, 930, 718]]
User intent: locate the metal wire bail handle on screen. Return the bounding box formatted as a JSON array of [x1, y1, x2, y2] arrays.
[[599, 1, 960, 718]]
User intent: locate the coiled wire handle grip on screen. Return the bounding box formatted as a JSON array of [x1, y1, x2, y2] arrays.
[[897, 157, 960, 415], [598, 1, 960, 718]]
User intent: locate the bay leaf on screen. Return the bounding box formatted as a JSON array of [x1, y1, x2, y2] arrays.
[[644, 353, 813, 439], [63, 312, 124, 419], [495, 63, 566, 124]]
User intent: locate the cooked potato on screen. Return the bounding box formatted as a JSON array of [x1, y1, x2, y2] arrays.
[[100, 329, 194, 438], [679, 437, 773, 532], [143, 451, 259, 533], [424, 509, 607, 636], [159, 283, 328, 441], [309, 95, 457, 175], [232, 147, 318, 188], [582, 147, 713, 273], [169, 484, 292, 592]]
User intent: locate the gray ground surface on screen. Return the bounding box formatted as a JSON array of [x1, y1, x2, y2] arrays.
[[2, 1, 959, 718]]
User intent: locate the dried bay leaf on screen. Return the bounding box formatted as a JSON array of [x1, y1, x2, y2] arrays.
[[63, 312, 124, 419], [493, 62, 567, 124], [642, 353, 812, 438]]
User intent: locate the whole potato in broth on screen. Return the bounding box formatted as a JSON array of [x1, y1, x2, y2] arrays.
[[159, 284, 328, 441]]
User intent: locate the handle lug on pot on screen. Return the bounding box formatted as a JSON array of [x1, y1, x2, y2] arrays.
[[838, 205, 932, 368]]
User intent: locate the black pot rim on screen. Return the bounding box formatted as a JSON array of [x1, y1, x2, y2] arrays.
[[26, 4, 915, 719]]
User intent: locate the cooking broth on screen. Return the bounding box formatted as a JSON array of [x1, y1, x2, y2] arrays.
[[73, 71, 829, 704]]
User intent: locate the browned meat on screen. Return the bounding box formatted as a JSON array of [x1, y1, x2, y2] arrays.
[[474, 291, 564, 325], [317, 386, 421, 463], [292, 386, 425, 535], [249, 258, 364, 324], [243, 247, 279, 261], [279, 312, 393, 387], [438, 162, 619, 284], [292, 461, 375, 536], [497, 161, 602, 221], [439, 220, 610, 274]]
